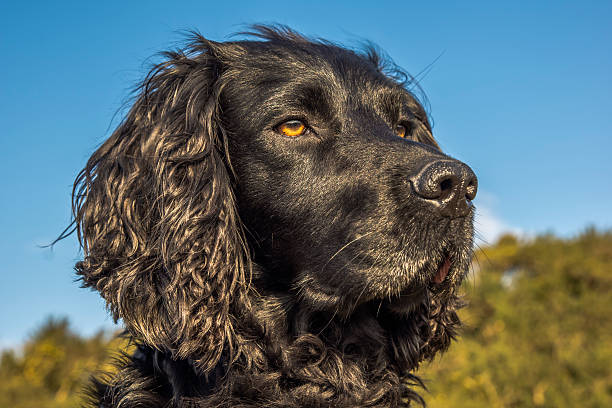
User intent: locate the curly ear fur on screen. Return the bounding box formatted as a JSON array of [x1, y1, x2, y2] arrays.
[[72, 35, 250, 371]]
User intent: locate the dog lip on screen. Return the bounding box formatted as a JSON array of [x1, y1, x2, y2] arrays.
[[433, 254, 452, 284]]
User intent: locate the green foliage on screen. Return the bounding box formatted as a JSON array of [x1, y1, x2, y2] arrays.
[[421, 228, 612, 407], [0, 317, 130, 408], [2, 229, 611, 406]]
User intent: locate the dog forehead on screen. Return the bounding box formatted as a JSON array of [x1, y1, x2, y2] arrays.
[[227, 40, 392, 89], [216, 38, 431, 136], [225, 44, 415, 115]]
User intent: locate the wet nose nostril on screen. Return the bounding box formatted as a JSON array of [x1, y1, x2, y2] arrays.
[[465, 177, 478, 201], [412, 160, 478, 218], [439, 177, 455, 200]]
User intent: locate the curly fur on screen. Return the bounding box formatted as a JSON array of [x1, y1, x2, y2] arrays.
[[68, 25, 476, 407]]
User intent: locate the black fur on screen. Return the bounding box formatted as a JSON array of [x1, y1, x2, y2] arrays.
[[69, 25, 476, 407]]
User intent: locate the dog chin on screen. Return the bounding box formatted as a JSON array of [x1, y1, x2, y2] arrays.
[[295, 248, 464, 317], [382, 286, 428, 316], [383, 252, 462, 315]]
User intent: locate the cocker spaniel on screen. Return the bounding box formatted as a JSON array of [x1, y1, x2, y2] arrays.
[[70, 26, 477, 407]]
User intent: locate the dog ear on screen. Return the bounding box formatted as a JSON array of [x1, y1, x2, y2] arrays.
[[72, 35, 249, 372]]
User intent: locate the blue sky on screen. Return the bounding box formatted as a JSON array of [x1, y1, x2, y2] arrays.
[[1, 1, 611, 348]]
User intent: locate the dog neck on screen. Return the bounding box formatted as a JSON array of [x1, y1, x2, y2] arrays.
[[112, 269, 460, 407], [197, 280, 436, 406]]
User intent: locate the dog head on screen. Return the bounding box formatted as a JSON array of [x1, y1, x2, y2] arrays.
[[72, 26, 476, 374]]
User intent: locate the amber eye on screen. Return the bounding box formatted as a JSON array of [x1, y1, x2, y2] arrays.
[[394, 124, 408, 138], [276, 120, 307, 137]]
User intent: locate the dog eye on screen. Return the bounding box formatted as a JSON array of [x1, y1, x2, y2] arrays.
[[394, 124, 408, 138], [276, 120, 308, 137]]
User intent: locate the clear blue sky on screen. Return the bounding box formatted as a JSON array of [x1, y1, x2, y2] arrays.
[[1, 1, 611, 348]]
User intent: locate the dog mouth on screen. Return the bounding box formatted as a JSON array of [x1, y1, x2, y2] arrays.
[[295, 242, 463, 315], [382, 252, 455, 314], [433, 253, 452, 285]]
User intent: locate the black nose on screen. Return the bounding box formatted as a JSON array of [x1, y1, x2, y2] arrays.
[[411, 160, 478, 218]]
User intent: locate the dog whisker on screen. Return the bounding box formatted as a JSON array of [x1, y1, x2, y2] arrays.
[[321, 231, 375, 274]]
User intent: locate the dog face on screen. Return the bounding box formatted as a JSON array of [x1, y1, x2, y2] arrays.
[[221, 36, 477, 315], [71, 26, 476, 381]]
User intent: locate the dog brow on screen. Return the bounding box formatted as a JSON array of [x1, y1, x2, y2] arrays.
[[293, 83, 336, 122]]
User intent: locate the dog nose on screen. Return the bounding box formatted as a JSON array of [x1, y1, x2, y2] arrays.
[[411, 160, 478, 218]]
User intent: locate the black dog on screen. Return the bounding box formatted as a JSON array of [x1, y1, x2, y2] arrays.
[[71, 26, 477, 407]]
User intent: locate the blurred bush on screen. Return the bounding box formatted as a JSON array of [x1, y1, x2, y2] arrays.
[[0, 317, 131, 408], [1, 229, 610, 407], [421, 228, 612, 407]]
